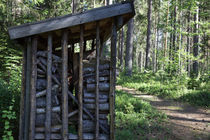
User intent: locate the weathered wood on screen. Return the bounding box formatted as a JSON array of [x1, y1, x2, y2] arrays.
[[83, 70, 110, 78], [86, 83, 110, 92], [95, 21, 100, 139], [36, 79, 47, 91], [24, 38, 31, 140], [19, 46, 26, 140], [51, 75, 109, 134], [83, 64, 110, 74], [84, 98, 108, 103], [84, 103, 109, 111], [61, 30, 69, 140], [83, 92, 109, 99], [37, 106, 60, 114], [68, 110, 78, 118], [46, 33, 52, 140], [86, 76, 109, 84], [36, 125, 62, 133], [37, 68, 45, 75], [37, 51, 62, 63], [110, 18, 117, 140], [9, 2, 134, 40], [78, 24, 84, 140], [35, 133, 108, 139], [36, 85, 59, 98], [83, 114, 108, 120], [36, 113, 61, 127], [29, 36, 37, 140]]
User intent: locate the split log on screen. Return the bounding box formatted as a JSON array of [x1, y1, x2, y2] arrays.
[[86, 83, 109, 92], [68, 110, 78, 118], [83, 92, 108, 99], [83, 120, 109, 133], [37, 51, 62, 63], [37, 68, 45, 75], [35, 125, 61, 133], [38, 57, 57, 73], [84, 103, 109, 111], [83, 70, 109, 78], [36, 85, 59, 98], [35, 133, 108, 140], [36, 106, 60, 114], [37, 60, 46, 72], [83, 98, 108, 104], [85, 76, 109, 84], [83, 64, 110, 74], [36, 79, 46, 91], [36, 113, 61, 126]]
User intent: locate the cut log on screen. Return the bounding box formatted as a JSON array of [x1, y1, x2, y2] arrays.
[[35, 133, 108, 139], [36, 106, 60, 114], [85, 76, 109, 84], [83, 114, 108, 120], [36, 85, 59, 98], [83, 70, 109, 78], [36, 113, 61, 126], [83, 92, 109, 99], [83, 64, 110, 74], [86, 83, 109, 92], [68, 110, 78, 118], [35, 125, 61, 133], [37, 51, 62, 63], [37, 68, 45, 75], [84, 103, 109, 111], [36, 79, 47, 91], [83, 98, 108, 104]]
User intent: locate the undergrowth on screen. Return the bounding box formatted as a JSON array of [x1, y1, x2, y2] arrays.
[[115, 90, 168, 140], [117, 70, 210, 108]]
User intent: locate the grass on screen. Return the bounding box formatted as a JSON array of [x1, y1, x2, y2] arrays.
[[115, 90, 171, 140], [117, 71, 210, 108]]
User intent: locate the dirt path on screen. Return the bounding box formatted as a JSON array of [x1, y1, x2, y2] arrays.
[[116, 85, 210, 140]]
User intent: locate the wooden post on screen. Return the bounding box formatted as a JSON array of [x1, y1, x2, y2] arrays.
[[110, 18, 117, 140], [19, 46, 27, 140], [45, 33, 52, 140], [24, 37, 31, 140], [91, 39, 95, 51], [62, 30, 69, 140], [78, 25, 84, 140], [95, 21, 100, 139], [29, 36, 37, 140]]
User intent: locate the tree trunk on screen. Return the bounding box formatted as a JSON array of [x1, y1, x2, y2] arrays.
[[193, 4, 199, 77], [125, 18, 134, 76], [120, 28, 124, 70], [164, 0, 170, 58], [186, 9, 191, 75], [145, 0, 152, 69]]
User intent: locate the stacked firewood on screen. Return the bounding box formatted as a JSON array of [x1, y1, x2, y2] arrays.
[[35, 51, 62, 133], [83, 59, 110, 135]]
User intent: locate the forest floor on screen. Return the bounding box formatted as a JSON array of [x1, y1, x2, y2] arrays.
[[116, 85, 210, 140]]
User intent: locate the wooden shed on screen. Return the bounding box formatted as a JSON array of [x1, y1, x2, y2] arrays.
[[8, 1, 135, 140]]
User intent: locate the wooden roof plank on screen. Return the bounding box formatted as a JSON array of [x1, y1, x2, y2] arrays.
[[9, 2, 134, 40]]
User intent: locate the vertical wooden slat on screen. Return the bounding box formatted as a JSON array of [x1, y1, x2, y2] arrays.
[[45, 33, 52, 140], [19, 46, 27, 140], [110, 19, 117, 140], [95, 21, 100, 140], [24, 37, 31, 140], [78, 25, 84, 140], [29, 36, 38, 140], [62, 30, 69, 140], [91, 39, 95, 51]]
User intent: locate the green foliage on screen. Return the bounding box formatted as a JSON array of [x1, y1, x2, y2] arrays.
[[117, 71, 210, 108], [115, 90, 167, 139]]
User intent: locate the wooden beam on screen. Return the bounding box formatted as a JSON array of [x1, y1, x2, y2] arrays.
[[109, 18, 117, 140], [29, 36, 38, 140], [78, 25, 84, 140], [24, 38, 31, 140], [95, 21, 100, 139], [61, 30, 69, 140], [19, 46, 27, 140], [45, 33, 52, 140], [9, 2, 134, 40]]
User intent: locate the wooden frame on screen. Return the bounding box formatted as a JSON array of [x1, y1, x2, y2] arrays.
[[9, 2, 135, 140]]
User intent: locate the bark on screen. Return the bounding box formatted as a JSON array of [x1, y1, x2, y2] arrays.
[[120, 28, 124, 70], [125, 18, 134, 76], [186, 9, 191, 75], [193, 4, 199, 77], [145, 0, 152, 69]]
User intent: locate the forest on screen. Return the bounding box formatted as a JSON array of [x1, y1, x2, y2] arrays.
[[0, 0, 209, 140]]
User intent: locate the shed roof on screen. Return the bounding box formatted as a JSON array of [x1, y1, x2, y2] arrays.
[[8, 1, 135, 45]]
